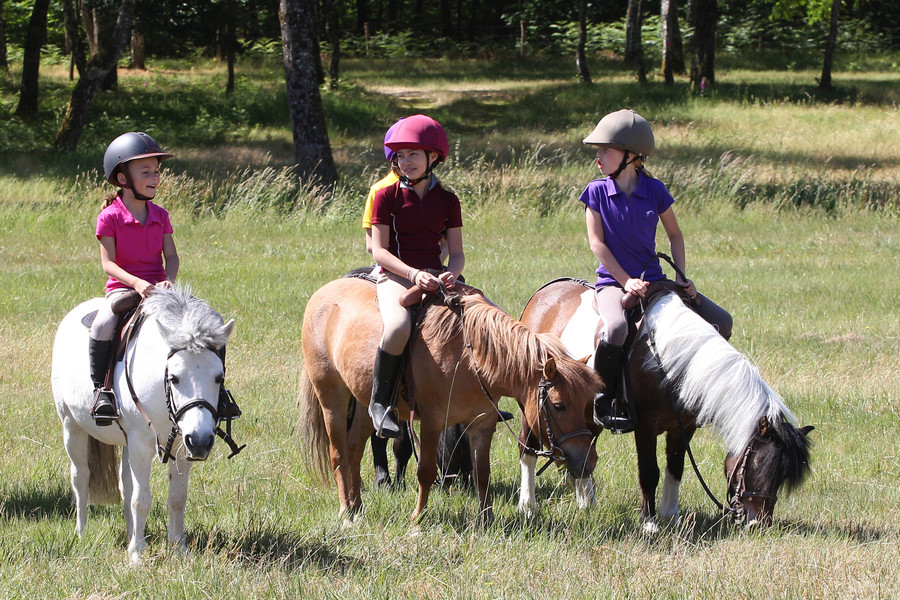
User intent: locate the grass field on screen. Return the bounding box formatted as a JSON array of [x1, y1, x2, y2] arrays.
[[0, 54, 898, 598]]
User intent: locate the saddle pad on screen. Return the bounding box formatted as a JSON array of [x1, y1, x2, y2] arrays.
[[559, 289, 600, 362]]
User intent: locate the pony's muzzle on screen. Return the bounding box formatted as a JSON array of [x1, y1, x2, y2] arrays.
[[184, 431, 214, 461]]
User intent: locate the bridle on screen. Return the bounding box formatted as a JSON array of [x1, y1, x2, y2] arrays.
[[726, 435, 777, 523], [125, 344, 244, 463], [439, 286, 592, 468]]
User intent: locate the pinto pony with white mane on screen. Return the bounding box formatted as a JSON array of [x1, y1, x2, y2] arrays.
[[51, 286, 235, 561], [520, 279, 813, 529]]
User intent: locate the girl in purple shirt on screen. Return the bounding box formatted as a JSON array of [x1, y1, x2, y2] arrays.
[[368, 114, 464, 438], [581, 110, 732, 432], [88, 132, 179, 424]]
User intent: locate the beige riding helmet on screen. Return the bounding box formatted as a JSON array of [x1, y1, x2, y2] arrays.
[[583, 109, 655, 158]]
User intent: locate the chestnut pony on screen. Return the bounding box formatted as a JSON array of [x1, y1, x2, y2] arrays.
[[297, 277, 602, 525], [520, 278, 813, 530]]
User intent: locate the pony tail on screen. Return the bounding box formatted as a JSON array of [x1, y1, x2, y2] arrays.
[[635, 159, 653, 179], [101, 191, 120, 209]]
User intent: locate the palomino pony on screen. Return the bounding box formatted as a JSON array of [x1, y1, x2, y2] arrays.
[[520, 278, 813, 529], [51, 286, 235, 561], [298, 277, 602, 524]]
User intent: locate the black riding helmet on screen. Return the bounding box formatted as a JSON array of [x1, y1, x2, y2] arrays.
[[103, 132, 173, 187]]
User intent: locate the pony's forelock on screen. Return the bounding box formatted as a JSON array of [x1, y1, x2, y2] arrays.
[[142, 285, 228, 353], [643, 293, 796, 454]]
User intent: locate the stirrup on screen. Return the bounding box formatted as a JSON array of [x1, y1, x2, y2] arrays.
[[369, 403, 400, 439], [593, 393, 634, 434], [91, 388, 120, 426]]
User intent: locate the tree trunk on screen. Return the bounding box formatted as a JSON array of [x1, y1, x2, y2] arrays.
[[222, 0, 237, 94], [15, 0, 51, 116], [819, 0, 841, 90], [54, 0, 137, 151], [575, 0, 591, 84], [322, 0, 341, 89], [625, 0, 646, 84], [131, 30, 146, 70], [82, 7, 98, 56], [689, 0, 716, 93], [355, 0, 369, 34], [0, 0, 8, 70], [63, 0, 87, 80], [661, 0, 684, 84], [279, 0, 338, 187], [95, 5, 120, 91]]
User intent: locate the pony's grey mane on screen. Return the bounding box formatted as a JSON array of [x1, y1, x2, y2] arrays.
[[642, 293, 795, 454], [142, 285, 228, 353]]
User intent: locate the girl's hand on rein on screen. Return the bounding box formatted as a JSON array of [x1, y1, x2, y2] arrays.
[[415, 270, 441, 292], [677, 278, 698, 300], [438, 271, 456, 290], [624, 277, 648, 297]]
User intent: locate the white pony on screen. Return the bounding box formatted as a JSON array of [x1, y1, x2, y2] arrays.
[[51, 285, 234, 562]]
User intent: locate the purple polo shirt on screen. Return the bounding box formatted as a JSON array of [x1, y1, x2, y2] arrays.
[[96, 196, 173, 293], [371, 179, 463, 271], [579, 174, 674, 287]]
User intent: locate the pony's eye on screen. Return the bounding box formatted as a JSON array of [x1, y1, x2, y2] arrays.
[[169, 376, 180, 385], [215, 374, 225, 384], [551, 401, 566, 411]]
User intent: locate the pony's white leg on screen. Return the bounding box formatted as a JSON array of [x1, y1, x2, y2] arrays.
[[658, 469, 681, 523], [517, 453, 538, 515], [60, 417, 90, 536], [120, 445, 134, 541], [167, 454, 193, 554], [124, 443, 154, 563], [573, 476, 596, 509]]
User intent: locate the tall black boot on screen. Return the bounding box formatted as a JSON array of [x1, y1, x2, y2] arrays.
[[368, 348, 403, 439], [89, 337, 119, 425], [592, 341, 634, 434], [216, 346, 242, 420]]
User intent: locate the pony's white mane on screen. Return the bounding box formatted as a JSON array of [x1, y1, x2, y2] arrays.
[[142, 285, 228, 353], [642, 293, 795, 454]]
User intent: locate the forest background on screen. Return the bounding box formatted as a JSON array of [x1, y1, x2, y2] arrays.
[[1, 0, 899, 598]]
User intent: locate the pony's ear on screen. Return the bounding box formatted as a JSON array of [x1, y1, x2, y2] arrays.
[[216, 319, 235, 349], [578, 355, 591, 365], [757, 415, 771, 437], [543, 357, 558, 380], [800, 425, 815, 437], [155, 320, 178, 348]]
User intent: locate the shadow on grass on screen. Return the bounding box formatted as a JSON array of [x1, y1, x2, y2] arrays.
[[0, 481, 74, 520], [193, 527, 366, 574]]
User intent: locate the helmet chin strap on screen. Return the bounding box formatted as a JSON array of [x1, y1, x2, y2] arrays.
[[609, 151, 641, 180], [118, 170, 152, 201], [399, 154, 437, 186]]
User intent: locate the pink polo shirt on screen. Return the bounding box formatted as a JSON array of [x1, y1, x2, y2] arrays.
[[96, 196, 173, 294]]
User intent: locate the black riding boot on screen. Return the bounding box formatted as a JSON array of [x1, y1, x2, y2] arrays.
[[89, 337, 119, 425], [216, 346, 242, 420], [592, 341, 634, 434], [368, 348, 403, 439]]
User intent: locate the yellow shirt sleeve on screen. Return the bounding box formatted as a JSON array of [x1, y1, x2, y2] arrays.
[[362, 171, 400, 229]]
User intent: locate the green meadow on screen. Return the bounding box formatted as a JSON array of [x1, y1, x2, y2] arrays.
[[0, 53, 898, 598]]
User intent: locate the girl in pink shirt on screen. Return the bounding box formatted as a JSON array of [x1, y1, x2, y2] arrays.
[[88, 132, 179, 424]]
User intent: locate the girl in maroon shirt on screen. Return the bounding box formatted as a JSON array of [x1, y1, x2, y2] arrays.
[[368, 115, 464, 438]]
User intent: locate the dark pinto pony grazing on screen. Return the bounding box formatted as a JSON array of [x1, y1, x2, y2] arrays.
[[298, 277, 602, 525], [520, 279, 813, 530]]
